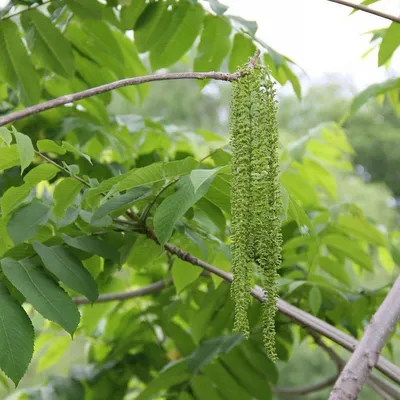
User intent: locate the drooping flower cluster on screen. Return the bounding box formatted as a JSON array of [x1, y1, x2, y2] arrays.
[[230, 63, 282, 361]]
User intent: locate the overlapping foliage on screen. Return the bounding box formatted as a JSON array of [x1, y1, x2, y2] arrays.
[[0, 0, 399, 399]]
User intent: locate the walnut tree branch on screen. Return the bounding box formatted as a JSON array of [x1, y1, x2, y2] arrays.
[[329, 276, 400, 399], [0, 71, 243, 127], [326, 0, 400, 24], [143, 228, 400, 386]]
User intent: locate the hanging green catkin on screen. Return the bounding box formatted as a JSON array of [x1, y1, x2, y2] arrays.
[[230, 62, 282, 360]]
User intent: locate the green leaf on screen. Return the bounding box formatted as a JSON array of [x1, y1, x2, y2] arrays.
[[65, 20, 124, 77], [205, 175, 231, 214], [172, 259, 202, 294], [134, 2, 170, 53], [203, 362, 252, 400], [20, 10, 75, 79], [136, 360, 190, 400], [149, 2, 205, 70], [229, 15, 258, 36], [33, 242, 99, 302], [163, 157, 200, 178], [2, 164, 59, 216], [120, 0, 147, 30], [62, 142, 92, 165], [204, 0, 228, 15], [91, 186, 151, 222], [0, 145, 20, 171], [287, 194, 316, 236], [350, 78, 399, 115], [190, 167, 224, 193], [37, 139, 67, 155], [318, 256, 351, 288], [194, 15, 231, 88], [322, 234, 374, 271], [0, 127, 12, 146], [0, 20, 40, 105], [337, 215, 387, 246], [308, 286, 322, 315], [154, 175, 215, 245], [65, 0, 103, 19], [282, 63, 301, 100], [187, 334, 243, 373], [36, 336, 70, 372], [53, 178, 84, 220], [191, 375, 223, 400], [1, 258, 80, 335], [378, 22, 400, 66], [7, 201, 50, 245], [228, 33, 256, 73], [12, 129, 34, 174], [0, 281, 34, 386], [62, 234, 120, 263]]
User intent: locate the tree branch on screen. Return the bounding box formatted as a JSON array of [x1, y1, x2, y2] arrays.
[[329, 277, 400, 399], [0, 71, 243, 127], [274, 375, 338, 396], [326, 0, 400, 24], [310, 331, 400, 399], [72, 279, 169, 304]]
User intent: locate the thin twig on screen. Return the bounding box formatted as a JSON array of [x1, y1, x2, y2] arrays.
[[35, 150, 91, 187], [309, 330, 344, 370], [330, 277, 400, 399], [0, 0, 52, 21], [274, 375, 338, 395], [140, 178, 179, 223], [73, 279, 168, 304], [0, 71, 244, 127], [327, 0, 400, 24]]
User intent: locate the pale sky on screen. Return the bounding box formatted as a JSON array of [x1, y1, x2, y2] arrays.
[[0, 0, 399, 89]]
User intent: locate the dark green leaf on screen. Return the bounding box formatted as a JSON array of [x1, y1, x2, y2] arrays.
[[120, 0, 147, 30], [0, 20, 40, 105], [228, 33, 256, 73], [149, 2, 205, 70], [1, 258, 80, 335], [2, 164, 59, 216], [20, 10, 75, 79], [136, 360, 190, 400], [0, 281, 34, 386], [191, 375, 224, 400], [194, 15, 231, 88], [154, 175, 215, 245], [33, 242, 99, 302], [7, 201, 50, 245], [62, 234, 119, 263], [65, 0, 103, 19], [91, 186, 151, 222], [187, 334, 243, 373]]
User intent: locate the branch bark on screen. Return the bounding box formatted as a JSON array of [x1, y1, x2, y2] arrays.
[[326, 0, 400, 24], [0, 71, 242, 127], [329, 277, 400, 399]]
